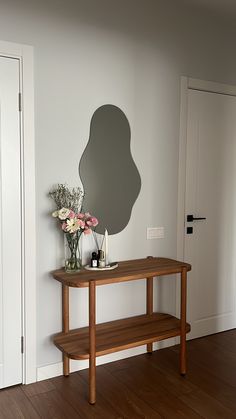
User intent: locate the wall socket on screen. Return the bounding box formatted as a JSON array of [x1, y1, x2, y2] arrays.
[[147, 227, 165, 239]]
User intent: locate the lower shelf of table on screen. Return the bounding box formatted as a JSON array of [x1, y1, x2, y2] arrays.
[[53, 312, 190, 360]]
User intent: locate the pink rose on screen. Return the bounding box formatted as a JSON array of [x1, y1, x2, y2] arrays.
[[61, 222, 67, 232], [69, 210, 75, 218], [78, 220, 85, 228], [77, 213, 84, 219], [90, 217, 98, 227], [84, 227, 92, 235]]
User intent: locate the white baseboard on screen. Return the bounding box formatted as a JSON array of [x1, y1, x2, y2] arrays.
[[37, 338, 177, 382], [0, 364, 3, 388]]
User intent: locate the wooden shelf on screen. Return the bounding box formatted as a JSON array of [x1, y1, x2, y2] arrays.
[[51, 257, 191, 404], [54, 312, 191, 360]]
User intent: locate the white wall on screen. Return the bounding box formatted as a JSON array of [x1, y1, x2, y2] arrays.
[[0, 0, 236, 372]]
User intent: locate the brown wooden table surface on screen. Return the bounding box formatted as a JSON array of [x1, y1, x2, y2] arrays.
[[51, 257, 191, 287]]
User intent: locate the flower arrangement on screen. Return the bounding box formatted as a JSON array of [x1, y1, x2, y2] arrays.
[[52, 208, 98, 235], [49, 184, 98, 273]]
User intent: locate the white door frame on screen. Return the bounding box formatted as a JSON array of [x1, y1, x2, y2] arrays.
[[0, 40, 36, 384], [176, 76, 236, 320]]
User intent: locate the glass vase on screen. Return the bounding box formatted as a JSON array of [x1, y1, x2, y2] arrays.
[[64, 231, 82, 273]]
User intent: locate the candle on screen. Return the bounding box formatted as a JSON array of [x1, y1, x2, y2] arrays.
[[101, 229, 109, 266]]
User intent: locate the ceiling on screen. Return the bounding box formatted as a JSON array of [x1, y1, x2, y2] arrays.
[[184, 0, 236, 18]]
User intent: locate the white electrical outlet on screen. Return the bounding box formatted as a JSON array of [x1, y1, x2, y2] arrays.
[[147, 227, 165, 239]]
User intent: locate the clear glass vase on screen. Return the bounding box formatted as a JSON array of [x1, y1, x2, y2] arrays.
[[64, 231, 82, 273]]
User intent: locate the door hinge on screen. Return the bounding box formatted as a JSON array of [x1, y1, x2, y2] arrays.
[[18, 92, 22, 112], [21, 336, 24, 354]]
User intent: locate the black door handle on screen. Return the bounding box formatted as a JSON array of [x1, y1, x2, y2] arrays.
[[187, 214, 206, 222]]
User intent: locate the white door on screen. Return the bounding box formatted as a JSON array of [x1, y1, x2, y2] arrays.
[[0, 56, 22, 387], [184, 87, 236, 339]]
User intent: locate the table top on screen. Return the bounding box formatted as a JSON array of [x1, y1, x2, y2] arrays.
[[51, 257, 191, 288]]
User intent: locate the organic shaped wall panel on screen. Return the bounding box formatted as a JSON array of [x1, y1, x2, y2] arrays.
[[79, 104, 141, 234]]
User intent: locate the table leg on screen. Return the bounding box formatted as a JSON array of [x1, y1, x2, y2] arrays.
[[62, 284, 69, 376], [180, 267, 187, 375], [89, 280, 96, 404], [146, 277, 153, 353]]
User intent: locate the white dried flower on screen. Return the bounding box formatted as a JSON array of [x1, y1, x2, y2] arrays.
[[58, 208, 70, 220], [49, 183, 84, 213]]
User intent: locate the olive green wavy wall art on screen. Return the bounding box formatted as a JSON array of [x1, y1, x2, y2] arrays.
[[79, 104, 141, 235]]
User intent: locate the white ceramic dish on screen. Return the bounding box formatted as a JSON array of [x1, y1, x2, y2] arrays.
[[84, 262, 118, 271]]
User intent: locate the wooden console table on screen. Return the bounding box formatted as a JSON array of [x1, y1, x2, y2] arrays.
[[51, 257, 191, 404]]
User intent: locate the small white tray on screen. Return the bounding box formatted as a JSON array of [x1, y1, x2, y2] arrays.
[[84, 262, 118, 271]]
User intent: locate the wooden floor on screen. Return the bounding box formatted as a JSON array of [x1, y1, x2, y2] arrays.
[[1, 330, 236, 418]]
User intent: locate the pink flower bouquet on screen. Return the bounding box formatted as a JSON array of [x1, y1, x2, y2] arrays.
[[52, 208, 98, 272]]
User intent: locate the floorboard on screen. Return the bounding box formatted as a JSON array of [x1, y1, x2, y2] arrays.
[[0, 329, 236, 418], [80, 366, 162, 418]]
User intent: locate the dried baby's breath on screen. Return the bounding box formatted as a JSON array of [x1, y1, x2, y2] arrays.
[[49, 183, 84, 212]]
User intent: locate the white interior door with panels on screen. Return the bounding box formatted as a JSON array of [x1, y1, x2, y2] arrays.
[[0, 56, 22, 388], [178, 78, 236, 340]]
